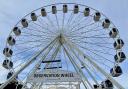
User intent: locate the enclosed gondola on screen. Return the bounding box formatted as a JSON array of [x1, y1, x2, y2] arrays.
[[21, 19, 28, 28], [94, 12, 101, 21], [52, 6, 57, 14], [7, 36, 16, 46], [31, 12, 37, 21], [63, 4, 68, 13], [84, 7, 90, 16], [74, 5, 79, 14], [2, 59, 13, 69], [114, 39, 124, 49], [114, 51, 126, 63], [7, 72, 13, 79], [102, 19, 110, 28], [7, 72, 18, 80], [3, 48, 13, 57], [109, 28, 118, 38], [101, 80, 113, 89], [93, 85, 100, 89], [13, 27, 21, 36], [110, 66, 122, 77], [41, 8, 47, 16]]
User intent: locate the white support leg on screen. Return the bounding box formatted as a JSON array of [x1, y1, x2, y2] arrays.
[[23, 40, 58, 89], [63, 45, 93, 89], [26, 39, 58, 81], [66, 42, 99, 86], [0, 38, 57, 89], [65, 38, 125, 89], [44, 41, 61, 69]]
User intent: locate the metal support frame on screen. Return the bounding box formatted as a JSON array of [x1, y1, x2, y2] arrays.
[[66, 42, 99, 86], [28, 38, 61, 89], [25, 39, 59, 89], [44, 40, 61, 69], [65, 37, 125, 89], [0, 38, 57, 89], [1, 29, 125, 89], [28, 39, 58, 79], [62, 44, 91, 89]]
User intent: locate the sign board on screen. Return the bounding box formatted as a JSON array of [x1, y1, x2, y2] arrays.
[[27, 69, 82, 83]]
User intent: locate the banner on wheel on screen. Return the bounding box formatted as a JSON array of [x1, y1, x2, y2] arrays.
[[27, 69, 82, 83]]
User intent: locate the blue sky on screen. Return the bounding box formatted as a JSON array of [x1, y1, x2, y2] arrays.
[[0, 0, 128, 88]]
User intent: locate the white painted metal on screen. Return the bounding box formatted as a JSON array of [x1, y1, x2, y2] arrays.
[[2, 3, 126, 89], [62, 44, 92, 89], [65, 37, 125, 89], [26, 39, 58, 82], [0, 38, 57, 89], [66, 42, 99, 86]]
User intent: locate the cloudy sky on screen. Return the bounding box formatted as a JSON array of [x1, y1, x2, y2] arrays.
[[0, 0, 128, 88]]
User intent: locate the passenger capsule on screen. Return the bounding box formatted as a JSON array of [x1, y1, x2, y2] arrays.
[[52, 5, 57, 14], [109, 28, 118, 38], [21, 19, 28, 27], [93, 85, 100, 89], [110, 66, 122, 77], [41, 8, 47, 16], [102, 19, 110, 28], [7, 72, 18, 80], [13, 27, 21, 36], [114, 51, 126, 63], [2, 59, 13, 69], [7, 36, 16, 46], [114, 39, 124, 49], [94, 12, 101, 21], [84, 7, 90, 16], [74, 5, 79, 14], [3, 48, 13, 57], [63, 4, 68, 13], [31, 12, 37, 21], [7, 72, 13, 79], [2, 81, 22, 88], [101, 80, 113, 89]]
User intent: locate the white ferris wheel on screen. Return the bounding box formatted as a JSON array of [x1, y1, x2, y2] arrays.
[[0, 3, 127, 89]]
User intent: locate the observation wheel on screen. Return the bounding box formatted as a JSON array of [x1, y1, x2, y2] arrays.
[[1, 3, 127, 89]]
